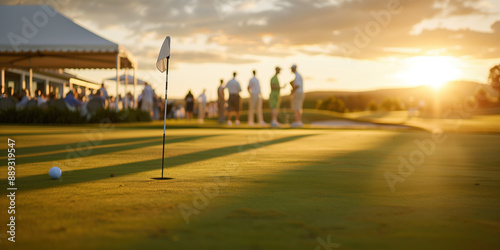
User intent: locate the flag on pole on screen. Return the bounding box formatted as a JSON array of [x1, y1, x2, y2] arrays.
[[156, 36, 171, 73]]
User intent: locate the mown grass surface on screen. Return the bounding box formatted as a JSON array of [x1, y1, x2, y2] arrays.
[[0, 124, 499, 249]]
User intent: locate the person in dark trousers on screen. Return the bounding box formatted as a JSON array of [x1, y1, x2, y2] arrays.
[[185, 90, 195, 121], [217, 79, 225, 124]]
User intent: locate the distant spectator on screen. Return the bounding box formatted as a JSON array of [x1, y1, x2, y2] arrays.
[[197, 89, 207, 124], [99, 83, 109, 100], [1, 87, 13, 99], [153, 94, 160, 120], [109, 96, 116, 110], [37, 92, 48, 106], [35, 89, 43, 99], [137, 93, 143, 109], [123, 92, 133, 109], [158, 97, 164, 119], [48, 91, 56, 101], [76, 88, 84, 102], [93, 89, 106, 108], [225, 72, 242, 125], [185, 90, 195, 121], [118, 94, 123, 109], [64, 89, 82, 108], [88, 89, 94, 101], [141, 82, 155, 117], [217, 79, 225, 124], [16, 89, 30, 108]]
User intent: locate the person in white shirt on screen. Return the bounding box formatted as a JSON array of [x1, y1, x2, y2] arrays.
[[141, 82, 156, 117], [247, 70, 266, 126], [224, 72, 242, 125], [290, 65, 304, 127], [197, 89, 207, 124]]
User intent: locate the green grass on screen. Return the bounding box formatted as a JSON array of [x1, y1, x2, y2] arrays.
[[346, 111, 500, 133], [1, 124, 500, 249]]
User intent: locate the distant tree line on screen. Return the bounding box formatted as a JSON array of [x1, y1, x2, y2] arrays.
[[315, 95, 406, 112]]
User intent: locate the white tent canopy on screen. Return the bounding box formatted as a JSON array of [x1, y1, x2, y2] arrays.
[[106, 75, 147, 86], [0, 5, 137, 107]]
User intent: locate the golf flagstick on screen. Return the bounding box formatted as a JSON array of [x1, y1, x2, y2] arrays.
[[161, 57, 169, 178], [156, 36, 171, 180]]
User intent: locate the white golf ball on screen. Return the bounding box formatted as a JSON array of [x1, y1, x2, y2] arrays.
[[49, 167, 62, 179]]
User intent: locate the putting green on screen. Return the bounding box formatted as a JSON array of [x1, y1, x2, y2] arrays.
[[0, 124, 499, 249]]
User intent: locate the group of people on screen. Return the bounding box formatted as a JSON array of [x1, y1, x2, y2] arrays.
[[3, 66, 304, 126], [1, 87, 58, 109], [185, 64, 304, 127], [0, 82, 159, 117]]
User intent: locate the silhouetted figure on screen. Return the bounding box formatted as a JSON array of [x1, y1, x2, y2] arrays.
[[217, 79, 225, 124], [185, 90, 195, 121], [197, 89, 207, 124], [225, 72, 242, 125], [270, 66, 283, 127]]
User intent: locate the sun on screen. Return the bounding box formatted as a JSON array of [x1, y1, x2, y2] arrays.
[[397, 56, 462, 89]]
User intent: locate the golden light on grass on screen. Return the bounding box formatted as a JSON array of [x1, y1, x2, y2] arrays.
[[398, 56, 462, 90]]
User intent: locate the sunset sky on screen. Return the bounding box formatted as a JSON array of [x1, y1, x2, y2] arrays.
[[6, 0, 500, 99]]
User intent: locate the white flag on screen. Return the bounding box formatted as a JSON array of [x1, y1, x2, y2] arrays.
[[156, 36, 171, 73]]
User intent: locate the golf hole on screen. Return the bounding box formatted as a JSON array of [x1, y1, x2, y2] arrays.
[[151, 177, 174, 180]]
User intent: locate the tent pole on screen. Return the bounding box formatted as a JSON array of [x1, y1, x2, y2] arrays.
[[45, 79, 49, 96], [1, 68, 4, 95], [29, 67, 33, 98], [21, 72, 25, 95], [133, 66, 137, 108], [28, 58, 33, 98], [115, 53, 120, 112], [124, 68, 128, 97]]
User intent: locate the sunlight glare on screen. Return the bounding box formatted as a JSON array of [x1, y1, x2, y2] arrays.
[[398, 56, 462, 89]]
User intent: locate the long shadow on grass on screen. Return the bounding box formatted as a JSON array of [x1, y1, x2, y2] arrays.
[[13, 135, 218, 165], [170, 132, 500, 249], [0, 131, 79, 137], [160, 132, 417, 248], [12, 136, 161, 156], [15, 134, 314, 191]]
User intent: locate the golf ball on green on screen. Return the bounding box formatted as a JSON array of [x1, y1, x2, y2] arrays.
[[49, 167, 62, 179]]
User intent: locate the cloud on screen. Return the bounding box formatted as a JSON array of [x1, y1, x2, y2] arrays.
[[438, 0, 489, 16], [173, 51, 259, 64], [5, 0, 500, 62]]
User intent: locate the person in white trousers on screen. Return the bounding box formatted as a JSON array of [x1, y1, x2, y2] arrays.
[[247, 70, 266, 126], [197, 89, 207, 124]]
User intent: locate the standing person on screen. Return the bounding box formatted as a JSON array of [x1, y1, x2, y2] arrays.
[[141, 82, 155, 117], [290, 64, 304, 127], [247, 70, 266, 126], [98, 83, 109, 100], [197, 89, 207, 124], [217, 79, 225, 124], [225, 72, 242, 125], [93, 89, 107, 108], [269, 66, 285, 127], [123, 92, 133, 109], [185, 90, 195, 121], [153, 94, 160, 120]]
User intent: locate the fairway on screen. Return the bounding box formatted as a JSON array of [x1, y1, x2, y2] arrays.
[[1, 124, 500, 249]]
